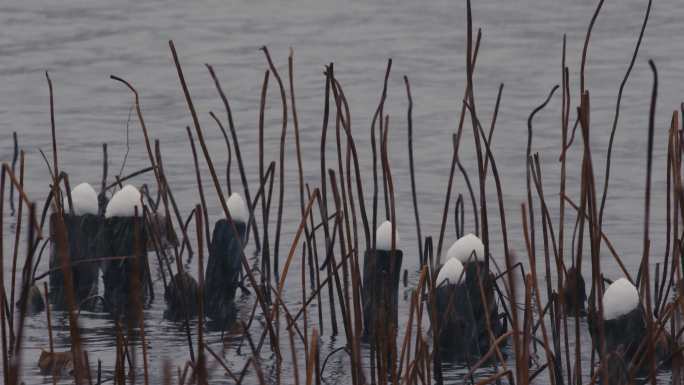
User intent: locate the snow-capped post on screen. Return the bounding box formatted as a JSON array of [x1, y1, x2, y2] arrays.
[[433, 257, 471, 355], [48, 182, 102, 309], [362, 220, 403, 338], [588, 277, 673, 378], [434, 234, 505, 358], [99, 185, 151, 316], [204, 192, 248, 324]]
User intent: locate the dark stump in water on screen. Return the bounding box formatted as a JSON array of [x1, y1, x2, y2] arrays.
[[434, 283, 478, 357], [98, 216, 151, 317], [204, 219, 246, 324], [16, 284, 45, 316], [49, 213, 101, 310], [435, 262, 506, 360], [562, 267, 587, 316], [362, 249, 403, 339], [164, 271, 199, 321], [588, 306, 669, 381]]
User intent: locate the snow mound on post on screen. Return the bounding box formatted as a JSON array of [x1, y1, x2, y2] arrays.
[[602, 278, 639, 320], [71, 183, 99, 216], [446, 233, 485, 263], [436, 257, 465, 287], [227, 193, 249, 223], [105, 185, 142, 218], [375, 220, 400, 251]]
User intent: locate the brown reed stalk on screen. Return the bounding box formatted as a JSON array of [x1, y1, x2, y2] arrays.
[[110, 76, 193, 259], [597, 0, 652, 231], [206, 63, 261, 252], [185, 127, 212, 256], [329, 77, 365, 378], [305, 184, 325, 334], [258, 68, 272, 290], [8, 152, 25, 351], [42, 284, 54, 359], [261, 47, 288, 282], [464, 0, 491, 271], [435, 28, 482, 264], [403, 76, 423, 265], [521, 203, 558, 385], [49, 181, 85, 384], [641, 59, 658, 385], [0, 168, 7, 385], [331, 77, 370, 251], [370, 59, 392, 250], [209, 111, 233, 195], [330, 75, 353, 309], [195, 204, 207, 385], [103, 167, 155, 192], [204, 343, 240, 383], [99, 143, 108, 212], [318, 64, 334, 264], [9, 133, 17, 216], [530, 156, 565, 382], [46, 73, 61, 207], [289, 50, 306, 216], [9, 203, 36, 385], [579, 0, 605, 93], [463, 100, 520, 373], [526, 85, 559, 274], [659, 113, 681, 313]]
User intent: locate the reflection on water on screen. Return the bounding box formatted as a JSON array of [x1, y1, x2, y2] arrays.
[[1, 0, 683, 383]]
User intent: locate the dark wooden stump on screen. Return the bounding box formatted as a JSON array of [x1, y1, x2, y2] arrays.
[[434, 283, 478, 356], [16, 284, 45, 316], [562, 266, 587, 316], [98, 216, 151, 317], [362, 249, 403, 339], [164, 271, 199, 321], [434, 261, 505, 360], [49, 213, 102, 310], [204, 219, 246, 323]]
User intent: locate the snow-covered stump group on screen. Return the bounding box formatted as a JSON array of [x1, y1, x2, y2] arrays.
[[362, 221, 403, 339], [48, 183, 101, 310], [202, 193, 248, 324], [434, 234, 506, 359]]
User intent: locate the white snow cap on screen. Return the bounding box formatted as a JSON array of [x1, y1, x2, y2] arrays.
[[227, 193, 249, 223], [446, 233, 485, 263], [602, 278, 639, 320], [375, 220, 400, 251], [436, 257, 465, 287], [105, 185, 142, 218], [70, 182, 99, 216]]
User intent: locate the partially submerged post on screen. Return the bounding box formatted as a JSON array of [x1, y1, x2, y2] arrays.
[[436, 233, 505, 359], [99, 185, 151, 316], [434, 257, 472, 354], [562, 266, 587, 316], [204, 193, 248, 324], [589, 277, 672, 378], [362, 220, 402, 338], [48, 182, 101, 310], [164, 270, 198, 321]]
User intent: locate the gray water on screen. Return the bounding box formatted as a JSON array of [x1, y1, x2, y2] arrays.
[[1, 0, 683, 383]]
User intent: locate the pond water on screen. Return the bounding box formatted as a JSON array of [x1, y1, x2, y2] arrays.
[[0, 0, 683, 383]]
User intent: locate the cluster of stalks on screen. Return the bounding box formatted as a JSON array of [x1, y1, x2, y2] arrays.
[[1, 0, 684, 384]]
